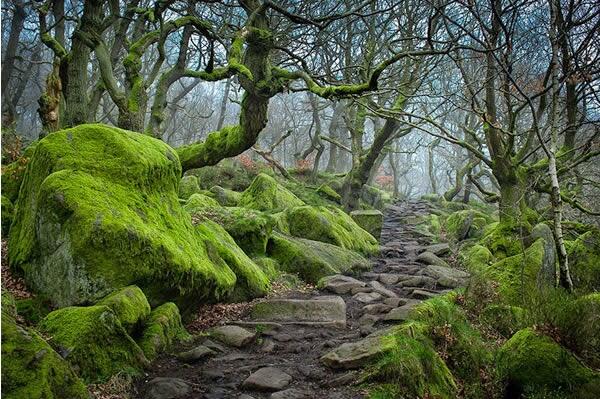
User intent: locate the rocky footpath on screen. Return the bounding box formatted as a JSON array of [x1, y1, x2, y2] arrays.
[[136, 200, 467, 399]]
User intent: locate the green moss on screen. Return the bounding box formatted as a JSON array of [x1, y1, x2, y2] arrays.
[[361, 184, 392, 210], [266, 232, 370, 283], [251, 256, 280, 280], [559, 293, 600, 368], [460, 244, 493, 273], [183, 193, 221, 212], [284, 205, 378, 255], [239, 173, 305, 212], [1, 140, 38, 203], [15, 296, 51, 325], [190, 160, 254, 191], [8, 124, 237, 308], [444, 210, 493, 242], [137, 302, 191, 361], [350, 210, 383, 240], [97, 285, 151, 333], [191, 206, 274, 255], [178, 175, 202, 199], [209, 185, 242, 206], [566, 231, 600, 292], [2, 195, 14, 236], [1, 312, 88, 399], [482, 239, 544, 305], [480, 304, 527, 337], [39, 305, 148, 383], [316, 183, 341, 202], [497, 328, 600, 397], [365, 321, 458, 399], [480, 222, 528, 259], [196, 220, 269, 301]]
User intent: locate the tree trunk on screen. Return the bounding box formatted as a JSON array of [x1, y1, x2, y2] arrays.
[[1, 0, 26, 126], [216, 77, 232, 131]]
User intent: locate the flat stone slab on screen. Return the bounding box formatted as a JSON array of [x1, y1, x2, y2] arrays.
[[352, 291, 382, 304], [422, 265, 469, 280], [176, 345, 215, 363], [378, 273, 401, 285], [146, 377, 191, 399], [250, 296, 346, 327], [210, 325, 256, 348], [270, 388, 309, 398], [362, 303, 393, 314], [416, 251, 449, 267], [383, 300, 421, 322], [397, 275, 436, 288], [369, 281, 398, 298], [319, 275, 366, 295], [242, 367, 292, 391], [422, 243, 451, 256], [321, 336, 390, 369], [411, 289, 440, 300]]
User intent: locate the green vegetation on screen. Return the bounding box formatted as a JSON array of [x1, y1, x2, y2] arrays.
[[137, 302, 191, 361], [97, 285, 151, 333], [239, 173, 305, 212]]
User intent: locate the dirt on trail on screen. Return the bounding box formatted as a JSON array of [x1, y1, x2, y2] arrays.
[[134, 200, 461, 399]]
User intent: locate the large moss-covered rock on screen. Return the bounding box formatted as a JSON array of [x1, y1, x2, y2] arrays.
[[361, 184, 392, 210], [97, 285, 151, 333], [1, 195, 14, 235], [190, 159, 254, 191], [39, 305, 148, 383], [192, 206, 274, 255], [567, 231, 600, 292], [239, 173, 305, 212], [283, 206, 378, 255], [1, 311, 89, 399], [266, 232, 370, 283], [350, 209, 383, 240], [1, 140, 38, 203], [460, 244, 493, 273], [183, 193, 221, 213], [316, 183, 341, 203], [196, 220, 269, 300], [563, 293, 600, 368], [498, 328, 600, 397], [445, 210, 491, 241], [8, 124, 239, 307], [137, 302, 191, 361], [209, 185, 241, 206], [479, 222, 528, 259], [178, 175, 202, 200], [482, 239, 544, 304]]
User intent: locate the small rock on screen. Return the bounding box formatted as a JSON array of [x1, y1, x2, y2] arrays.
[[201, 369, 225, 380], [261, 338, 276, 353], [369, 281, 398, 298], [362, 303, 392, 314], [411, 289, 439, 300], [353, 292, 382, 304], [383, 301, 421, 322], [422, 265, 469, 280], [242, 367, 292, 391], [214, 352, 255, 362], [321, 336, 389, 369], [319, 275, 366, 294], [327, 371, 358, 387], [273, 333, 293, 342], [146, 377, 191, 399], [202, 339, 225, 352], [378, 273, 401, 285], [383, 297, 407, 307], [211, 325, 256, 348], [176, 345, 215, 363], [416, 251, 449, 267], [270, 388, 308, 399], [358, 313, 380, 326], [239, 395, 256, 399], [422, 243, 451, 256], [351, 286, 372, 294], [397, 275, 436, 288]]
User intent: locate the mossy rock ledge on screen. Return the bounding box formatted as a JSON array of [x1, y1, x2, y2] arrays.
[[7, 124, 262, 308]]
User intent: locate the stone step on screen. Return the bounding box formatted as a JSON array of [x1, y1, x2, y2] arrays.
[[249, 296, 347, 327]]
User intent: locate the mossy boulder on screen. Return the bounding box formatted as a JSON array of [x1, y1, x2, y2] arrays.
[[316, 183, 341, 202], [563, 293, 600, 368], [190, 159, 254, 191], [239, 173, 305, 212], [482, 239, 545, 304], [460, 244, 493, 273], [1, 140, 38, 203], [479, 222, 529, 259], [266, 232, 370, 283], [361, 184, 392, 210], [209, 185, 241, 206], [178, 175, 202, 200], [183, 193, 221, 213], [191, 206, 274, 255], [350, 209, 383, 240], [97, 285, 151, 333], [479, 304, 527, 337], [39, 305, 148, 383], [567, 231, 600, 292], [196, 220, 269, 300], [15, 296, 51, 325], [1, 312, 89, 399], [444, 210, 491, 241], [1, 195, 14, 236], [498, 328, 600, 398], [365, 322, 458, 399], [283, 206, 378, 255], [137, 302, 191, 361], [8, 124, 240, 308]]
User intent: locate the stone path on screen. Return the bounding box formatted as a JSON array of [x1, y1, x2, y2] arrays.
[[136, 200, 466, 399]]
